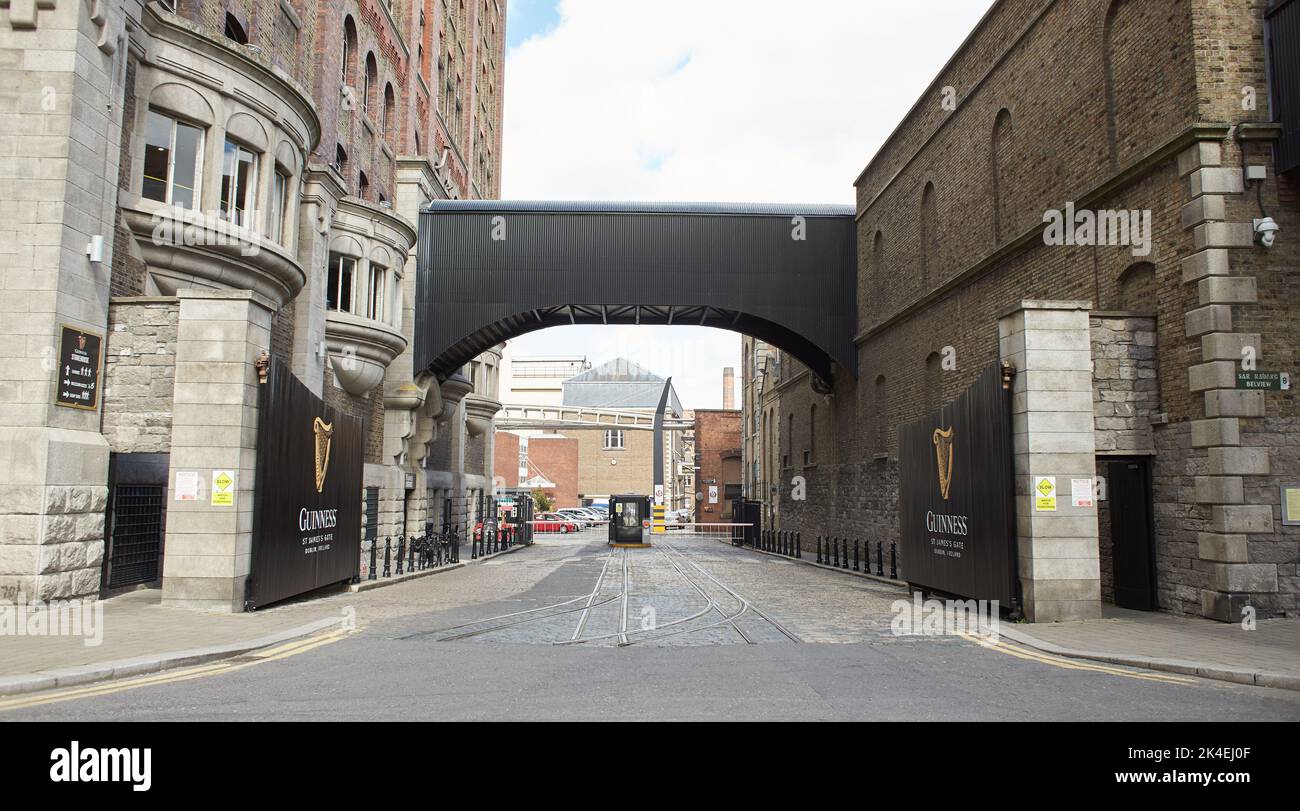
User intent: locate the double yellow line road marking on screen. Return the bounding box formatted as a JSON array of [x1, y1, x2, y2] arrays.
[[0, 627, 353, 713], [958, 631, 1195, 685]]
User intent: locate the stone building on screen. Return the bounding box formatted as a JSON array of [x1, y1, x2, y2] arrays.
[[0, 0, 506, 611], [756, 0, 1299, 621]]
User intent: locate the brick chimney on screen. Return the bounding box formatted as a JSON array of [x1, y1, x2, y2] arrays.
[[722, 367, 735, 409]]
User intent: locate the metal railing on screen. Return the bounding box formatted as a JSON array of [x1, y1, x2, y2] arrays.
[[731, 526, 900, 580]]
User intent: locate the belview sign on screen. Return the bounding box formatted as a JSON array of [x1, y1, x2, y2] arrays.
[[898, 363, 1018, 608]]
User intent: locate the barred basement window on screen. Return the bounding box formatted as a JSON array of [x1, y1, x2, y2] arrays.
[[141, 110, 203, 210]]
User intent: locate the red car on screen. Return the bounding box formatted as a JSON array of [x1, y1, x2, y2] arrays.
[[533, 512, 581, 533]]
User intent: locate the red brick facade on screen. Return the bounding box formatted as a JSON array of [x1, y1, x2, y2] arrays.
[[694, 410, 742, 523]]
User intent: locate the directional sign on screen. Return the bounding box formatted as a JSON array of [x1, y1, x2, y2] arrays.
[[54, 325, 102, 410]]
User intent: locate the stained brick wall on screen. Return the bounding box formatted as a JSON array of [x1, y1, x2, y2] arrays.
[[765, 0, 1299, 616]]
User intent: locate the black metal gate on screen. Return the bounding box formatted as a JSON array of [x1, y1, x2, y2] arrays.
[[898, 363, 1018, 607], [102, 453, 169, 591], [1108, 458, 1157, 610]]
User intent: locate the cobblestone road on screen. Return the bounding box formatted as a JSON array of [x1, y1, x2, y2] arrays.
[[382, 529, 957, 648]]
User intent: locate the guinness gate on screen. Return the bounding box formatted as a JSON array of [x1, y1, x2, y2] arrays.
[[898, 363, 1019, 609], [246, 359, 364, 610]]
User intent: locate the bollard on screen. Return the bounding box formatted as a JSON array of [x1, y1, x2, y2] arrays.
[[854, 540, 860, 572], [876, 541, 884, 576], [383, 538, 392, 578], [368, 538, 378, 581], [396, 537, 405, 575], [783, 531, 790, 556], [795, 531, 802, 559], [841, 538, 848, 570], [890, 542, 898, 580], [832, 537, 839, 568], [816, 536, 824, 564], [408, 536, 416, 572], [471, 529, 479, 560]]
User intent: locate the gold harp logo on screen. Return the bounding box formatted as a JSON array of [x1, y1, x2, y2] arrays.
[[313, 418, 334, 494], [933, 427, 955, 501]]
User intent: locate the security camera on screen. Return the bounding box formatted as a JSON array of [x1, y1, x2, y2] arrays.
[[1254, 217, 1279, 248]]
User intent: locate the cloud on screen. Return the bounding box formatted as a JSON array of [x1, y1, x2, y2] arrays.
[[501, 0, 996, 407]]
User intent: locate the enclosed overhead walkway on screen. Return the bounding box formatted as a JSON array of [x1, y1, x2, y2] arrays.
[[415, 201, 858, 387]]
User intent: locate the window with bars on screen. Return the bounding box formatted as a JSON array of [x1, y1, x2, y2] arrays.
[[105, 484, 164, 589]]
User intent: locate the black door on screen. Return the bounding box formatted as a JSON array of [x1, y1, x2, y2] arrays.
[[1108, 459, 1157, 610], [102, 453, 170, 592]]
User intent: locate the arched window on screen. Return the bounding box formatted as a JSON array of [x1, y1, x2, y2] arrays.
[[871, 229, 885, 316], [363, 53, 378, 118], [342, 16, 358, 85], [1117, 261, 1157, 311], [924, 352, 943, 415], [224, 13, 248, 44], [806, 404, 816, 465], [991, 108, 1013, 245], [874, 375, 888, 455], [382, 83, 396, 133], [334, 143, 348, 176], [920, 182, 937, 290]]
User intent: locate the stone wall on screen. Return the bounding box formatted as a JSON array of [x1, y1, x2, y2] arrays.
[[104, 299, 178, 454]]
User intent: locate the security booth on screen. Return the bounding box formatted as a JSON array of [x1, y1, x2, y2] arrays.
[[609, 494, 652, 547]]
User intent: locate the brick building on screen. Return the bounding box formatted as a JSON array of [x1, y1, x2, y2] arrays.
[[0, 0, 506, 610], [754, 0, 1299, 622], [693, 409, 742, 523]]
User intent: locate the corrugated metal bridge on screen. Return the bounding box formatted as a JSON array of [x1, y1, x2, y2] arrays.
[[415, 201, 857, 387]]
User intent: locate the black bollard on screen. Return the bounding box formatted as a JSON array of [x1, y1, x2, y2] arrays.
[[795, 531, 802, 559], [832, 537, 839, 568], [854, 540, 860, 572], [876, 541, 884, 576], [368, 538, 378, 581], [816, 536, 823, 564], [383, 538, 392, 578], [890, 542, 898, 579], [396, 537, 405, 575]]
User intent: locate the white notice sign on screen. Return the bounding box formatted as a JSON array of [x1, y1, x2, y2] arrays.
[[1071, 478, 1094, 508], [175, 471, 200, 502]]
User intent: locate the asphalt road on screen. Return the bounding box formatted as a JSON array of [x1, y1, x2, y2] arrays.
[[5, 530, 1300, 721]]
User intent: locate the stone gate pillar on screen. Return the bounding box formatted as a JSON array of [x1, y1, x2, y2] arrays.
[[160, 290, 272, 612], [999, 300, 1102, 621]]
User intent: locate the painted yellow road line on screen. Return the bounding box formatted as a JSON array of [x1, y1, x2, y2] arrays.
[[0, 628, 352, 713], [958, 631, 1195, 685]]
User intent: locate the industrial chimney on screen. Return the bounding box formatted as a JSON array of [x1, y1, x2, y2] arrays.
[[722, 367, 735, 410]]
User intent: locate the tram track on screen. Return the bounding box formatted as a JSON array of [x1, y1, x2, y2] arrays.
[[402, 549, 626, 642]]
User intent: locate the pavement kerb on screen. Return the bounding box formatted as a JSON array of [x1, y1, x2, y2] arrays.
[[995, 623, 1300, 692], [348, 539, 534, 593], [716, 536, 909, 589], [0, 615, 348, 698]]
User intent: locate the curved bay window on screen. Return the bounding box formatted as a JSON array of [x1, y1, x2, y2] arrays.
[[220, 139, 258, 228], [366, 262, 387, 321], [141, 110, 203, 210], [327, 253, 356, 313]]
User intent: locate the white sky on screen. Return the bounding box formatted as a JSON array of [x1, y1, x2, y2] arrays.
[[501, 0, 996, 409]]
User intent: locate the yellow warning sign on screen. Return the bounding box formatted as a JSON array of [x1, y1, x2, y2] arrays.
[[1034, 476, 1056, 512], [212, 470, 235, 507]]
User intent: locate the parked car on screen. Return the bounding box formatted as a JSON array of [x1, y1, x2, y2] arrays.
[[557, 508, 596, 527], [533, 512, 581, 534], [565, 507, 607, 525], [667, 509, 693, 525]]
